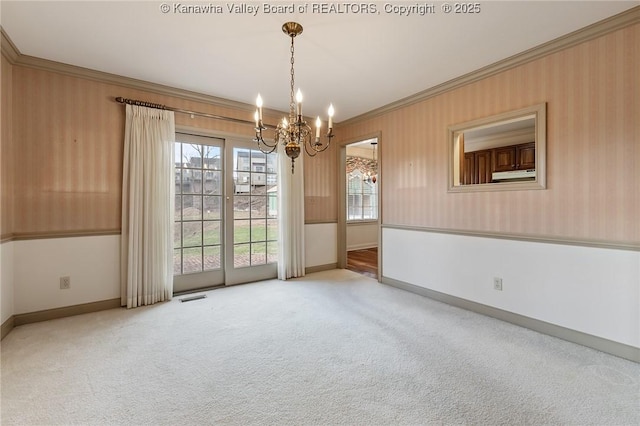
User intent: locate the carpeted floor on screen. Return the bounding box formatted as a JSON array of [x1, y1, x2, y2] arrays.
[[1, 269, 638, 425]]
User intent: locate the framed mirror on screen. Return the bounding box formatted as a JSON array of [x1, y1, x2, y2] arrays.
[[448, 103, 546, 192]]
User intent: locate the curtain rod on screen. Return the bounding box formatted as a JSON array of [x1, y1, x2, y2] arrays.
[[114, 96, 270, 128]]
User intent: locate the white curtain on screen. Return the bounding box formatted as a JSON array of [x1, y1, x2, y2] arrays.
[[121, 104, 175, 308], [277, 147, 305, 279]]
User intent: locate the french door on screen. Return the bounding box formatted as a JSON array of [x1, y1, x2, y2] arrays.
[[173, 133, 278, 293], [225, 139, 278, 285]]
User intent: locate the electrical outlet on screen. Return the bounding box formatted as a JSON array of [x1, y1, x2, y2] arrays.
[[493, 277, 503, 291], [60, 276, 71, 290]]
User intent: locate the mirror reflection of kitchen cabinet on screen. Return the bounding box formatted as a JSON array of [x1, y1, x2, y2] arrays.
[[475, 150, 492, 183], [448, 103, 546, 192], [518, 142, 536, 169], [461, 154, 492, 185], [462, 152, 475, 185], [463, 150, 492, 184], [493, 142, 535, 172]]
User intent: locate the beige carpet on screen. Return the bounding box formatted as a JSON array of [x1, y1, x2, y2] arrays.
[[1, 269, 639, 425]]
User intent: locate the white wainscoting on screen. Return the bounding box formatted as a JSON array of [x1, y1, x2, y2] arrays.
[[382, 227, 640, 348], [305, 223, 338, 268], [6, 224, 337, 317], [347, 221, 378, 251], [1, 240, 15, 323], [13, 235, 121, 314]]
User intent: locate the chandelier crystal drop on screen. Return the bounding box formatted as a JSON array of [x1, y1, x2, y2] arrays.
[[253, 22, 335, 173]]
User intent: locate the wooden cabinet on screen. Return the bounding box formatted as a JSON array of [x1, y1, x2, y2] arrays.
[[475, 150, 493, 184], [493, 146, 516, 172], [517, 142, 536, 169], [461, 142, 535, 184], [492, 142, 535, 172], [462, 152, 475, 185], [463, 150, 492, 184]]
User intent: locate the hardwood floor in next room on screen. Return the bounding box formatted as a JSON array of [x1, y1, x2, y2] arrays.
[[346, 247, 378, 279]]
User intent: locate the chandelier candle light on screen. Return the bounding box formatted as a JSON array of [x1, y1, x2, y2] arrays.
[[253, 22, 335, 173]]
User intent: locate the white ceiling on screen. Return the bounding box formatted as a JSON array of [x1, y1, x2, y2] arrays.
[[1, 1, 637, 122]]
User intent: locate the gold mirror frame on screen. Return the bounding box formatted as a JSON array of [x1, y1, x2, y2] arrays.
[[448, 103, 546, 192]]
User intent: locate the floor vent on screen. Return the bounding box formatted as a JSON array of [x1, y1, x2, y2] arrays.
[[180, 294, 207, 303]]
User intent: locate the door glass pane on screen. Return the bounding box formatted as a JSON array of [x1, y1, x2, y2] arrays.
[[234, 220, 250, 244], [182, 222, 202, 247], [234, 195, 250, 218], [267, 242, 278, 264], [182, 170, 199, 194], [232, 147, 278, 269], [251, 242, 266, 265], [183, 247, 202, 274], [182, 143, 202, 165], [175, 136, 224, 279], [267, 155, 277, 173], [251, 219, 266, 242], [174, 189, 182, 220], [174, 224, 182, 247], [204, 221, 221, 245], [203, 145, 221, 170], [182, 196, 202, 220], [203, 196, 221, 219], [236, 172, 251, 194], [267, 194, 277, 218], [267, 219, 278, 241], [234, 244, 250, 268], [204, 246, 221, 271], [251, 193, 266, 217], [173, 249, 181, 275], [204, 170, 222, 195], [236, 149, 251, 171]]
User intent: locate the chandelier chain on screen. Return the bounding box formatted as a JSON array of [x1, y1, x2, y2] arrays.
[[289, 36, 295, 117]]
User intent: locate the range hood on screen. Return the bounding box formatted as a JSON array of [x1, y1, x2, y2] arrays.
[[492, 169, 536, 181]]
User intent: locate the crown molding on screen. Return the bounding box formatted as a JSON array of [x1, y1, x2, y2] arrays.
[[1, 27, 20, 63], [2, 6, 639, 125], [340, 5, 640, 126], [0, 26, 260, 115]]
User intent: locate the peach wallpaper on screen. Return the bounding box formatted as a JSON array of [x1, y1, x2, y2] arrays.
[[2, 22, 638, 246], [304, 141, 338, 223], [6, 65, 286, 237], [11, 67, 123, 235], [337, 24, 639, 245]]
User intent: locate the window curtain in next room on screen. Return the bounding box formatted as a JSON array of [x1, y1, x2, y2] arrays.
[[277, 147, 305, 279], [121, 104, 175, 308]]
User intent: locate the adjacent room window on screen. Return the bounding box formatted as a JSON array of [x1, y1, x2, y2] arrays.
[[347, 169, 378, 221]]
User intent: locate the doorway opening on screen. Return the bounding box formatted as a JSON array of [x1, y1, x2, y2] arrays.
[[339, 137, 380, 280]]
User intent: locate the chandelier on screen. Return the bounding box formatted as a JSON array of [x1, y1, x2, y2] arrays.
[[253, 22, 335, 173], [364, 140, 378, 184]]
